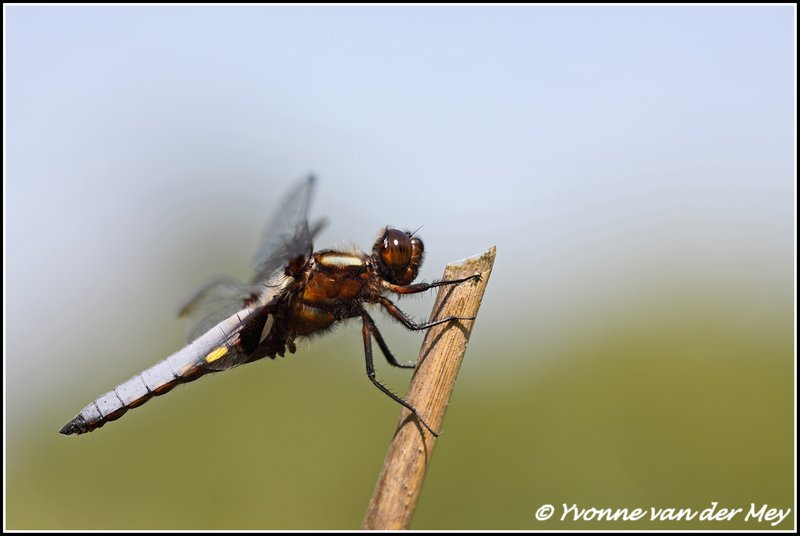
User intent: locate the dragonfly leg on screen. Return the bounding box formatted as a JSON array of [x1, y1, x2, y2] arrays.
[[382, 273, 481, 295], [362, 311, 416, 369], [379, 296, 475, 331], [361, 312, 438, 436]]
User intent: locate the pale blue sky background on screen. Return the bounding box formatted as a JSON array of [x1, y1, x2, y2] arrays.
[[6, 4, 795, 424], [4, 7, 795, 525]]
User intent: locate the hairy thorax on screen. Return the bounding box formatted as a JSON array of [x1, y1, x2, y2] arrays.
[[287, 251, 370, 335]]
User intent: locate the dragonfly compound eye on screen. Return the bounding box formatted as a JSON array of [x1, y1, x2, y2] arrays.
[[380, 229, 413, 271]]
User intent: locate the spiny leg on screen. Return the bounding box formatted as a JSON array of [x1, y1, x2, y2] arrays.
[[363, 310, 416, 368], [379, 296, 475, 332], [382, 273, 481, 295], [361, 312, 438, 436]]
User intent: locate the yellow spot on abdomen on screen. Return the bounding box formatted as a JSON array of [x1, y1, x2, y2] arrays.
[[205, 346, 228, 364]]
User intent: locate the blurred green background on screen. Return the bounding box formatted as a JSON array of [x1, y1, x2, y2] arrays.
[[6, 5, 795, 530]]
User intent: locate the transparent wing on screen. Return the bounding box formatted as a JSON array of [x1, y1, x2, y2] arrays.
[[177, 276, 263, 343], [250, 174, 318, 284], [178, 175, 321, 343]]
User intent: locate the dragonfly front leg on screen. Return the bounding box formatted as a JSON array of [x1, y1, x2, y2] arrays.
[[381, 273, 481, 295]]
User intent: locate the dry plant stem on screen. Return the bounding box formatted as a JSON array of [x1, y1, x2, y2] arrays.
[[362, 246, 496, 530]]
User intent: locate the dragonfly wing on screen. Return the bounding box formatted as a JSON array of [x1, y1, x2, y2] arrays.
[[177, 276, 263, 343], [179, 176, 320, 343], [250, 174, 318, 284]]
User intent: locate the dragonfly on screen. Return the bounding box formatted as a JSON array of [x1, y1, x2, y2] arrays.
[[59, 175, 480, 437]]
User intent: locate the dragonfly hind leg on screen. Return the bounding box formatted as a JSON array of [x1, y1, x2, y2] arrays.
[[362, 311, 416, 369], [360, 311, 438, 436]]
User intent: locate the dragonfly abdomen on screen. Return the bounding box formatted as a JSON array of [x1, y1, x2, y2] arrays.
[[60, 304, 267, 436], [58, 344, 216, 435]]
